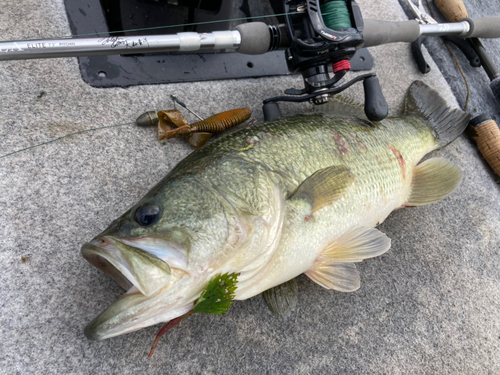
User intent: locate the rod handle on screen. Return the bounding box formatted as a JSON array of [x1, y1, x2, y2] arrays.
[[470, 115, 500, 175], [235, 22, 271, 55], [435, 1, 500, 38], [463, 17, 500, 38], [434, 0, 468, 23], [363, 20, 421, 48]]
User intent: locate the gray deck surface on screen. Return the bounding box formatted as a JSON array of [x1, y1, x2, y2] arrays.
[[1, 1, 499, 374]]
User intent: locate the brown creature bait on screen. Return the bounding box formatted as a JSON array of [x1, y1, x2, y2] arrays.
[[157, 109, 212, 148], [157, 109, 189, 139], [160, 108, 251, 139]]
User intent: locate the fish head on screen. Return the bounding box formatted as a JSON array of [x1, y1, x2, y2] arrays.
[[81, 176, 249, 340]]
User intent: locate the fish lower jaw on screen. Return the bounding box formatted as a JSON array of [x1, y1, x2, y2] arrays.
[[81, 238, 198, 340], [84, 275, 198, 341], [84, 301, 194, 341]]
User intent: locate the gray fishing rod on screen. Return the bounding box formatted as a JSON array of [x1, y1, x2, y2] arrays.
[[0, 23, 281, 60], [1, 2, 500, 124], [1, 17, 500, 60]]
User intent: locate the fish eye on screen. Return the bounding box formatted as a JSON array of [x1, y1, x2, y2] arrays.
[[134, 204, 160, 226]]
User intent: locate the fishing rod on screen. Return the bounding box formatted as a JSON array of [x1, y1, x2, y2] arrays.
[[1, 1, 500, 122], [430, 0, 500, 177], [2, 0, 500, 175], [0, 11, 496, 58]]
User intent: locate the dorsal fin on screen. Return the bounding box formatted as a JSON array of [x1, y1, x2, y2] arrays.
[[404, 81, 470, 147], [316, 94, 367, 119]]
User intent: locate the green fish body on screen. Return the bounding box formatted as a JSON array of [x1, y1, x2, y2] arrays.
[[82, 81, 469, 340]]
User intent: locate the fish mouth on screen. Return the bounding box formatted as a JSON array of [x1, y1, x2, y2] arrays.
[[81, 237, 193, 341], [82, 236, 172, 297]]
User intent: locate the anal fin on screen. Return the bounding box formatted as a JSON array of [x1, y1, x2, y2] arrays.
[[306, 227, 391, 292], [406, 157, 462, 206], [307, 263, 360, 292]]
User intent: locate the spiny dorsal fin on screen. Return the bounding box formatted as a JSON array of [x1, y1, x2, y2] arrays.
[[316, 94, 367, 119], [262, 278, 298, 319], [406, 157, 462, 206], [306, 227, 391, 292], [404, 81, 470, 147], [291, 166, 354, 214]]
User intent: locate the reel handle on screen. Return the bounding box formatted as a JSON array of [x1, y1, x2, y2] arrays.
[[363, 76, 388, 121]]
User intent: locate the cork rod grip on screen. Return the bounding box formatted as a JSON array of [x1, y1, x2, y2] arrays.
[[434, 0, 468, 22], [473, 120, 500, 175]]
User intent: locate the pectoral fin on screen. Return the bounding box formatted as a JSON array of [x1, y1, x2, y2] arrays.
[[291, 166, 354, 214], [406, 157, 462, 206], [306, 227, 391, 292], [262, 278, 298, 318]]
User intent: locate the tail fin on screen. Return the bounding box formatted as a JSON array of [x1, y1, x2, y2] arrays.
[[405, 81, 470, 147]]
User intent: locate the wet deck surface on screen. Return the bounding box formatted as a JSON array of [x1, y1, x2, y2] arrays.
[[1, 1, 499, 374]]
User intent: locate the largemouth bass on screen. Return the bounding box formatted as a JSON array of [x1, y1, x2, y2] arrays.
[[81, 81, 469, 341]]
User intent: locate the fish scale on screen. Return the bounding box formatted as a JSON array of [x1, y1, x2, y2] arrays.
[[180, 113, 438, 298], [184, 113, 436, 207]]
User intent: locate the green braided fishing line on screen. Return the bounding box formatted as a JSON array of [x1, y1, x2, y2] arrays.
[[320, 0, 352, 30]]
